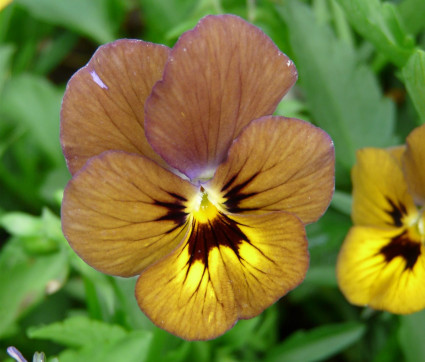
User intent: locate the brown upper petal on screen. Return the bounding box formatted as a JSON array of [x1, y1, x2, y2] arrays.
[[61, 151, 197, 277], [403, 124, 425, 205], [145, 14, 297, 180], [207, 116, 335, 224], [61, 39, 170, 175]]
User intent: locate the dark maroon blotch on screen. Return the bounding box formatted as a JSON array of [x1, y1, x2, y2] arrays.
[[379, 231, 421, 270]]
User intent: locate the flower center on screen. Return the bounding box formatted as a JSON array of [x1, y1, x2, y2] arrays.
[[183, 187, 247, 270], [388, 199, 425, 244], [409, 205, 425, 243], [192, 187, 219, 223], [380, 201, 425, 270]]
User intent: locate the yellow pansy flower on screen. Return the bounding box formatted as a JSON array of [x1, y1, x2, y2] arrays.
[[337, 124, 425, 314]]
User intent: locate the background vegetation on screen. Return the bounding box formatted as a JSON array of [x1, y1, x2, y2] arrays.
[[0, 0, 424, 360]]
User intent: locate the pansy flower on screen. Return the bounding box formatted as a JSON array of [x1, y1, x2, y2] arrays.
[[61, 15, 335, 340], [337, 124, 425, 314]]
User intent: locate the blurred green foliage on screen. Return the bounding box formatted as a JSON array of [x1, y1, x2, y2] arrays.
[[0, 0, 424, 361]]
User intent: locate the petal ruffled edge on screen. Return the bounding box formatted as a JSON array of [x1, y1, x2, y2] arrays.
[[207, 116, 335, 224], [145, 14, 298, 180], [135, 211, 308, 340], [61, 151, 197, 277], [61, 39, 170, 175]]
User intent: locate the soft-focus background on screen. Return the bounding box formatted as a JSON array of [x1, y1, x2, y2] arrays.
[[0, 0, 424, 361]]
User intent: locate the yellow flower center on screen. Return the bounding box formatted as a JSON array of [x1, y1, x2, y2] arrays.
[[403, 204, 425, 244], [190, 187, 221, 223]]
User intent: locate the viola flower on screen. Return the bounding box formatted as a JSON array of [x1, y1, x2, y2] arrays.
[[61, 15, 335, 340], [337, 124, 425, 314]]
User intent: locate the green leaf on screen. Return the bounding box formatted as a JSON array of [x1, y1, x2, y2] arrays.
[[306, 208, 352, 266], [144, 328, 188, 362], [402, 49, 425, 125], [217, 315, 263, 350], [29, 316, 153, 362], [0, 74, 63, 165], [399, 310, 425, 362], [14, 0, 116, 43], [336, 0, 415, 66], [110, 277, 155, 331], [0, 209, 64, 254], [0, 8, 54, 74], [0, 212, 42, 237], [57, 330, 153, 362], [278, 1, 395, 172], [289, 265, 339, 302], [33, 32, 78, 75], [28, 315, 128, 348], [274, 98, 310, 121], [69, 255, 117, 321], [0, 3, 13, 42], [266, 322, 365, 362], [329, 0, 354, 47], [40, 208, 66, 244], [28, 315, 153, 362], [159, 342, 191, 362], [139, 0, 198, 44], [0, 44, 14, 92], [331, 190, 353, 216], [251, 2, 292, 53], [373, 324, 403, 362], [164, 0, 223, 41], [397, 0, 425, 35], [0, 238, 68, 338], [303, 265, 338, 288], [39, 163, 69, 204]]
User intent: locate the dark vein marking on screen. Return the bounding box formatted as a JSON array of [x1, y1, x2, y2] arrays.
[[221, 174, 238, 193], [379, 231, 421, 270], [182, 212, 250, 283], [181, 210, 276, 285], [385, 197, 407, 227], [221, 172, 259, 213], [153, 192, 188, 229], [167, 192, 188, 202]]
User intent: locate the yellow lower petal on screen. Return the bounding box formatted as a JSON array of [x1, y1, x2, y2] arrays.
[[136, 211, 308, 340], [221, 213, 309, 319], [136, 233, 236, 341], [337, 226, 425, 314]]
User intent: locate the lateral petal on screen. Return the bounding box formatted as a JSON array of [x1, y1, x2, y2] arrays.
[[403, 124, 425, 205], [207, 116, 335, 224], [61, 39, 169, 175], [337, 226, 425, 314], [352, 148, 417, 228], [61, 151, 197, 277], [135, 211, 308, 340], [145, 14, 297, 180]]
